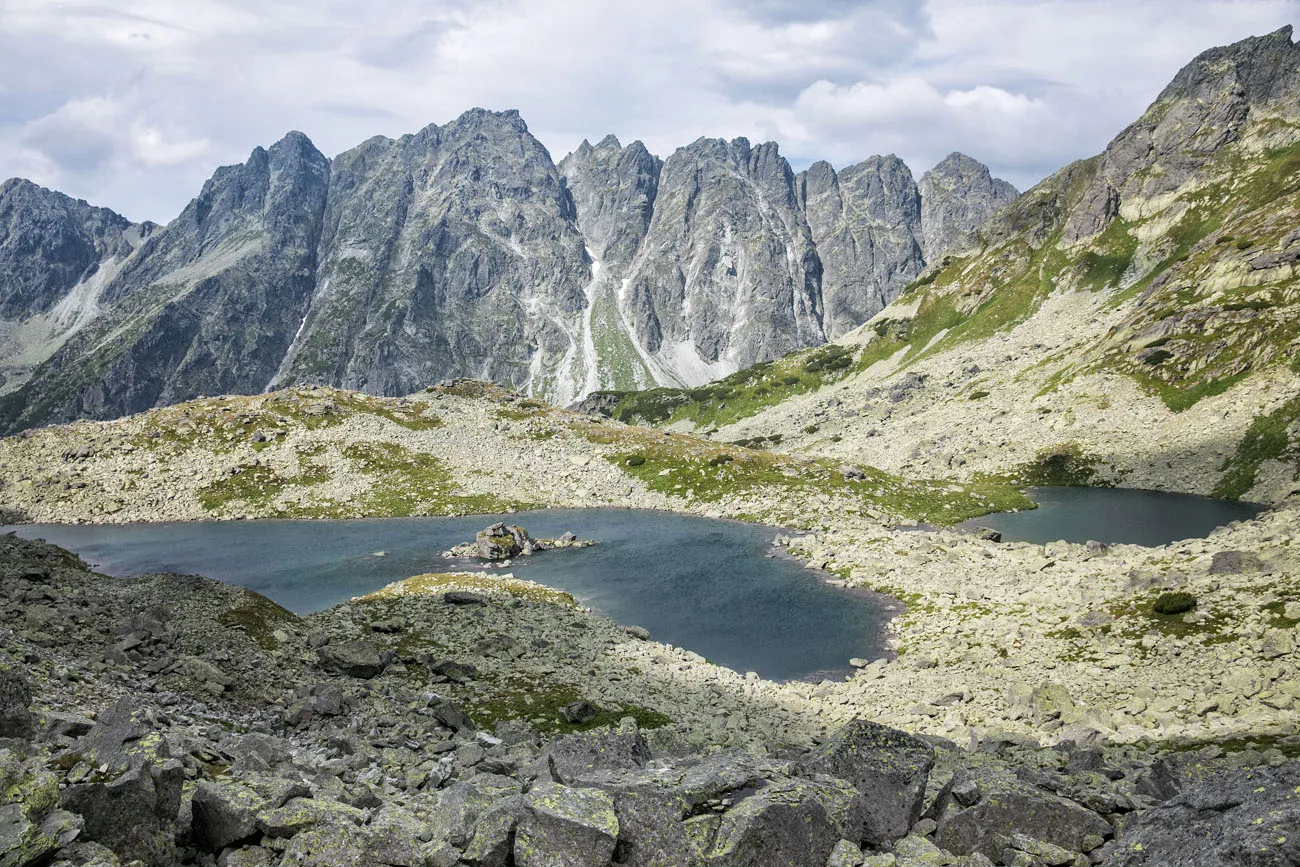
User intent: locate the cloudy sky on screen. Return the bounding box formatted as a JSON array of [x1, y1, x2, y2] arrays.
[[0, 0, 1293, 223]]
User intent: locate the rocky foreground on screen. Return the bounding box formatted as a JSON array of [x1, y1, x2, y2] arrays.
[[3, 533, 1299, 867]]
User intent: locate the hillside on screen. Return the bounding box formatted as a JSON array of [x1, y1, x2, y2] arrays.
[[593, 26, 1300, 507]]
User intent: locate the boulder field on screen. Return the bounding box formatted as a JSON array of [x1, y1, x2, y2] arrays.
[[2, 533, 1298, 867]]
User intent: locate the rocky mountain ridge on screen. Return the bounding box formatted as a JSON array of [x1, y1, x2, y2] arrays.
[[0, 113, 1014, 433], [593, 26, 1300, 509]]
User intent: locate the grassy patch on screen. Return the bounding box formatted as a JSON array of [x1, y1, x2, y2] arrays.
[[217, 591, 299, 650], [338, 442, 528, 517], [1012, 442, 1109, 487], [588, 344, 856, 429], [198, 464, 290, 511], [459, 674, 672, 736], [1262, 600, 1300, 630], [1212, 395, 1300, 499], [1108, 593, 1232, 643], [584, 423, 1032, 525], [360, 572, 579, 607]]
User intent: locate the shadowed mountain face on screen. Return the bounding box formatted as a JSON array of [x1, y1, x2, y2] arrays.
[[0, 108, 1014, 432]]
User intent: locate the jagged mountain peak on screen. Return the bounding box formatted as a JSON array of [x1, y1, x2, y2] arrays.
[[1065, 26, 1300, 244], [1155, 24, 1297, 107], [918, 153, 1018, 259]]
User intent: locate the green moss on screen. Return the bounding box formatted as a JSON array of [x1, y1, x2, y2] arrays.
[[1076, 217, 1139, 290], [336, 442, 528, 517], [217, 591, 299, 650], [969, 390, 990, 400], [459, 674, 672, 736], [590, 345, 857, 429], [198, 464, 288, 511], [1262, 600, 1300, 630], [1109, 593, 1230, 643]]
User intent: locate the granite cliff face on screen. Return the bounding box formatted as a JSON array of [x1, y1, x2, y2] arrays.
[[0, 109, 1015, 431], [272, 110, 590, 401], [919, 152, 1019, 259], [800, 156, 925, 339], [1065, 25, 1300, 244], [620, 137, 826, 382], [0, 180, 146, 395], [0, 132, 330, 431]]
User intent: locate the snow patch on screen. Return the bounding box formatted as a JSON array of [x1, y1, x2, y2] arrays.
[[661, 340, 737, 387]]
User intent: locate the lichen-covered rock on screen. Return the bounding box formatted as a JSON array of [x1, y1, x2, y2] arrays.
[[933, 768, 1112, 861], [799, 719, 935, 846], [706, 777, 847, 867], [514, 783, 618, 867], [0, 749, 83, 867], [0, 669, 34, 740], [190, 776, 310, 852], [1104, 763, 1300, 866], [537, 729, 650, 784]]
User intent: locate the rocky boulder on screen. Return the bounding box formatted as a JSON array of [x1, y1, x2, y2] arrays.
[[0, 749, 83, 867], [190, 775, 311, 852], [799, 719, 935, 846], [316, 640, 386, 679], [59, 697, 184, 864], [1104, 762, 1300, 866], [932, 767, 1113, 861], [706, 776, 854, 867], [514, 784, 618, 867], [476, 523, 534, 560], [538, 729, 651, 784], [0, 668, 34, 739]]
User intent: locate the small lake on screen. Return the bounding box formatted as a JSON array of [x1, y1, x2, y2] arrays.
[[4, 510, 893, 682], [960, 486, 1266, 546]]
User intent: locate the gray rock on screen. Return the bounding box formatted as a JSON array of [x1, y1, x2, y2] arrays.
[[0, 667, 34, 739], [61, 763, 178, 865], [933, 768, 1112, 861], [1064, 27, 1300, 245], [1103, 762, 1300, 866], [461, 801, 519, 867], [538, 729, 650, 783], [621, 136, 825, 380], [514, 783, 618, 867], [316, 640, 385, 678], [800, 719, 935, 846], [800, 156, 923, 338], [559, 701, 597, 725], [477, 524, 533, 560], [826, 838, 866, 867], [190, 776, 310, 852], [1209, 550, 1264, 574], [706, 777, 848, 867], [3, 131, 330, 433], [918, 153, 1017, 260]]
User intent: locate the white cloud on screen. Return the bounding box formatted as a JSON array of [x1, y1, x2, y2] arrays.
[[0, 0, 1292, 221]]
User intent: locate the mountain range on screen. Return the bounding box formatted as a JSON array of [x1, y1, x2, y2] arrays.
[[0, 112, 1013, 433], [606, 25, 1300, 508]]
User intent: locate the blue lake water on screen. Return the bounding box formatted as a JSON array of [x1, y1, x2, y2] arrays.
[[959, 486, 1266, 546], [5, 509, 895, 682]]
